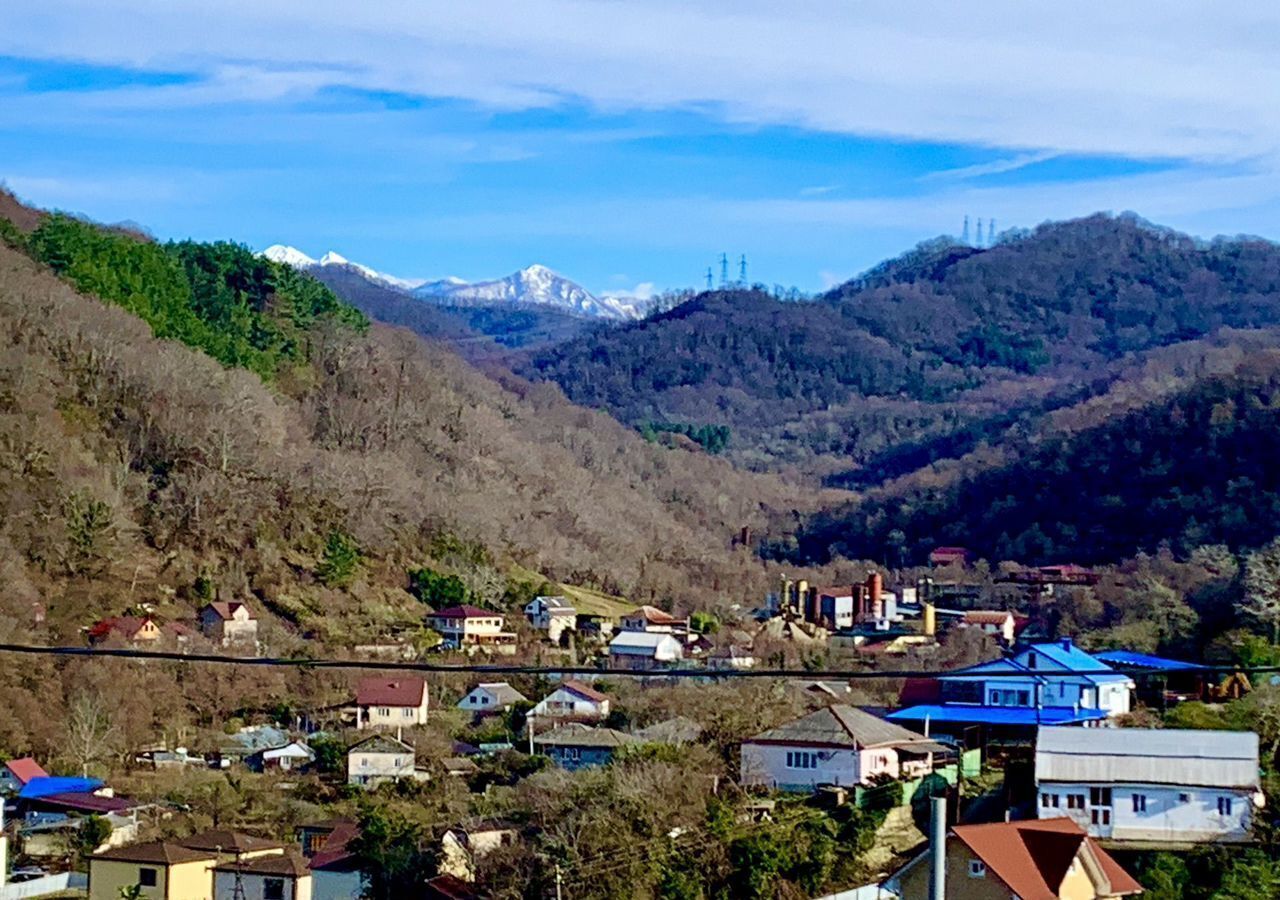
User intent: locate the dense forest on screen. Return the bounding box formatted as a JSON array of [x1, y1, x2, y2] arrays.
[[522, 215, 1280, 474], [795, 355, 1280, 566]]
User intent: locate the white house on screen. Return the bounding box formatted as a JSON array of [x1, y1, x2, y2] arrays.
[[354, 676, 429, 729], [1035, 726, 1263, 845], [457, 683, 528, 716], [957, 610, 1018, 645], [523, 596, 577, 643], [740, 704, 947, 791], [530, 681, 610, 721], [248, 741, 315, 773], [607, 631, 683, 671], [199, 601, 259, 648], [346, 735, 425, 789], [214, 853, 313, 900]]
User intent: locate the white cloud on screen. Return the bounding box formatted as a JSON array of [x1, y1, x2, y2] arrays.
[[601, 281, 658, 301], [4, 2, 1280, 162], [921, 151, 1058, 182]]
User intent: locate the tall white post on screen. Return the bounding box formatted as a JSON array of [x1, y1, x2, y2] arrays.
[[0, 800, 9, 889], [929, 796, 946, 900]]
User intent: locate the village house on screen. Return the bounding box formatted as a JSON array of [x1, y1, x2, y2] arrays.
[[928, 546, 973, 568], [888, 638, 1134, 744], [707, 643, 756, 671], [740, 705, 948, 791], [533, 723, 638, 770], [199, 601, 259, 648], [298, 820, 363, 900], [0, 757, 47, 795], [87, 841, 218, 900], [213, 853, 312, 900], [87, 615, 192, 646], [457, 682, 528, 717], [619, 605, 687, 633], [428, 605, 517, 653], [607, 631, 684, 671], [956, 610, 1019, 645], [346, 734, 425, 788], [180, 830, 284, 862], [523, 595, 577, 643], [353, 675, 429, 729], [1035, 726, 1262, 845], [439, 820, 518, 882], [885, 818, 1143, 900], [246, 741, 315, 773], [530, 680, 610, 721]]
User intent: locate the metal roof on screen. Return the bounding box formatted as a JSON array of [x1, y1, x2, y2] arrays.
[[608, 631, 681, 653], [1036, 726, 1259, 789], [1091, 650, 1208, 672], [888, 705, 1109, 726], [747, 704, 947, 751], [18, 776, 102, 799]]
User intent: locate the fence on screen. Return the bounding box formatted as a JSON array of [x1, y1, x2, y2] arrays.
[[852, 748, 982, 809], [1, 872, 88, 899]]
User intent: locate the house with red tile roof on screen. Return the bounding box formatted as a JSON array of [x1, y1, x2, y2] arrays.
[[86, 615, 191, 647], [929, 546, 973, 568], [427, 606, 516, 653], [354, 676, 429, 729], [0, 757, 48, 794], [885, 818, 1143, 899], [620, 605, 688, 634]]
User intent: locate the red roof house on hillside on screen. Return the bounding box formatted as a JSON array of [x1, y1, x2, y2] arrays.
[[929, 547, 973, 568], [427, 606, 515, 652], [0, 757, 48, 794], [87, 615, 192, 646], [354, 676, 429, 730]]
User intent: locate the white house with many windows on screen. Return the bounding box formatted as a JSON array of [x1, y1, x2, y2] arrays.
[[457, 682, 528, 716], [1035, 726, 1262, 845], [523, 596, 577, 643], [740, 705, 948, 791]]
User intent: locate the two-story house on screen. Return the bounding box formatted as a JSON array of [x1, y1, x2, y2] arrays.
[[888, 638, 1134, 744], [619, 606, 687, 633], [1035, 726, 1262, 845], [346, 735, 424, 788], [523, 596, 577, 643], [530, 680, 610, 722], [886, 818, 1143, 900], [740, 705, 948, 791], [428, 606, 517, 653], [199, 601, 259, 648], [354, 676, 429, 729], [457, 682, 528, 717], [532, 723, 638, 770], [87, 615, 192, 647]]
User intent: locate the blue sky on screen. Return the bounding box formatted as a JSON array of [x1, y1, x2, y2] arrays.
[[4, 3, 1280, 298]]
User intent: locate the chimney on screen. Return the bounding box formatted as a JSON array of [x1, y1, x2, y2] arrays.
[[923, 602, 937, 638], [1061, 637, 1072, 651], [796, 580, 809, 617]]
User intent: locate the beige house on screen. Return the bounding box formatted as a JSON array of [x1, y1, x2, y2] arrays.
[[354, 676, 429, 729], [346, 734, 425, 788], [199, 601, 259, 648], [887, 819, 1143, 900], [214, 853, 312, 900], [88, 841, 217, 900], [439, 821, 518, 882], [428, 606, 516, 652]]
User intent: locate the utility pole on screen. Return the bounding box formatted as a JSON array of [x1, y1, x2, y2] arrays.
[[719, 253, 729, 287], [988, 218, 997, 245], [555, 862, 564, 900], [929, 796, 946, 900], [705, 267, 713, 290], [975, 218, 984, 247], [961, 215, 970, 244], [738, 254, 748, 285]]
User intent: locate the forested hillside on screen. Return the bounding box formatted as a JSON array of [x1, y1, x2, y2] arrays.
[[523, 215, 1280, 474], [794, 351, 1280, 566], [0, 197, 807, 657]]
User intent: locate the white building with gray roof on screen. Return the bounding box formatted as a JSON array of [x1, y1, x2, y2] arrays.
[[740, 704, 949, 791], [1035, 726, 1262, 846]]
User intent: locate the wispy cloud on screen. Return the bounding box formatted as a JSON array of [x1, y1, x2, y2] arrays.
[[921, 151, 1058, 182], [799, 184, 839, 197]]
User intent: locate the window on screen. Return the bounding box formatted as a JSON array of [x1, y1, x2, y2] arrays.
[[1067, 794, 1085, 810], [1040, 793, 1060, 808], [481, 696, 490, 705], [138, 868, 158, 887], [264, 878, 286, 900], [1132, 794, 1147, 813], [785, 751, 818, 770], [361, 757, 369, 768], [394, 757, 404, 767], [968, 860, 986, 878], [1218, 797, 1234, 816], [1091, 809, 1111, 826], [378, 707, 390, 716], [404, 708, 413, 717], [1090, 787, 1112, 807], [1179, 792, 1191, 804]]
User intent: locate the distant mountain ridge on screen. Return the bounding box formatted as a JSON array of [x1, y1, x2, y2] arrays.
[[262, 245, 641, 321]]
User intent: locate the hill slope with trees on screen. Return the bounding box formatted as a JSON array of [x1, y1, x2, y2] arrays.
[[522, 215, 1280, 474]]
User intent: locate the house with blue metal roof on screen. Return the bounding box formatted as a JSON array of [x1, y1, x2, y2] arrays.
[[888, 639, 1134, 746], [1092, 649, 1212, 707]]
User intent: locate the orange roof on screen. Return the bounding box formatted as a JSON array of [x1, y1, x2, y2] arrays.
[[4, 757, 48, 785], [204, 601, 255, 621], [626, 605, 679, 624], [962, 610, 1015, 626], [952, 819, 1142, 900], [560, 679, 608, 703]]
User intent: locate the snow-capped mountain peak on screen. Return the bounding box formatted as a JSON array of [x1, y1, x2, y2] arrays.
[[413, 264, 641, 321], [263, 245, 317, 268]]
